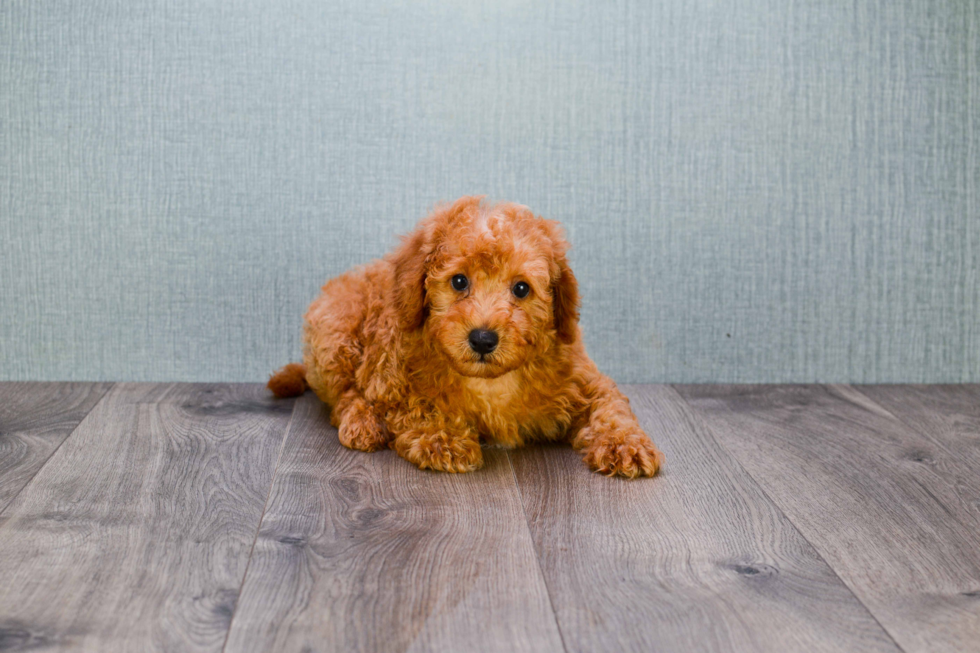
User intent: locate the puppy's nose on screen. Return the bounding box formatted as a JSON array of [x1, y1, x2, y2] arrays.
[[468, 328, 499, 355]]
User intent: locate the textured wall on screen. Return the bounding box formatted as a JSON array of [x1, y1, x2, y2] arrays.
[[1, 0, 978, 383]]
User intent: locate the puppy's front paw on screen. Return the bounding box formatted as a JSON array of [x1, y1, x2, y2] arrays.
[[393, 430, 483, 473], [575, 425, 663, 479], [338, 400, 389, 452]]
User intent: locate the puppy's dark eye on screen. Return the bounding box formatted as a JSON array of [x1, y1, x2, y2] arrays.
[[512, 281, 530, 298], [451, 274, 469, 291]]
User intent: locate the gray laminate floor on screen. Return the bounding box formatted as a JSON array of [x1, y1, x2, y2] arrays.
[[0, 383, 978, 652]]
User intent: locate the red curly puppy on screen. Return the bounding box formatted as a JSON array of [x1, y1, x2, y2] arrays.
[[269, 196, 663, 478]]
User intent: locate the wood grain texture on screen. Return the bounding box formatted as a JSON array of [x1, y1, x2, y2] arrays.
[[0, 382, 113, 513], [675, 384, 980, 653], [0, 383, 295, 652], [223, 393, 564, 653], [853, 384, 980, 523], [509, 385, 900, 653]]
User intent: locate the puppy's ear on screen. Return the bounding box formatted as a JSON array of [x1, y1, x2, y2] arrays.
[[391, 197, 477, 329], [540, 217, 580, 344], [391, 227, 430, 330], [552, 255, 580, 344]]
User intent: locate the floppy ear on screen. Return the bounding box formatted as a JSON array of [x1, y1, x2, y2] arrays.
[[538, 217, 580, 344], [552, 255, 580, 344], [391, 227, 430, 330]]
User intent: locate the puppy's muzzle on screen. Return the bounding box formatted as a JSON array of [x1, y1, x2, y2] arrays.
[[468, 328, 499, 355]]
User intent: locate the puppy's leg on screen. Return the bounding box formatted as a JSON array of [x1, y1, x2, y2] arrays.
[[333, 390, 389, 452], [391, 411, 483, 473], [571, 371, 663, 479]]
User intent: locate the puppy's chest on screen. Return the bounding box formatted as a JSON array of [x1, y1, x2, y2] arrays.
[[462, 375, 559, 445], [463, 375, 520, 413]]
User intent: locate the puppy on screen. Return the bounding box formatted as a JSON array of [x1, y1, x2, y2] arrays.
[[269, 196, 663, 478]]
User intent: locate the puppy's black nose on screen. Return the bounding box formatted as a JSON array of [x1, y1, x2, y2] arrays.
[[468, 328, 499, 355]]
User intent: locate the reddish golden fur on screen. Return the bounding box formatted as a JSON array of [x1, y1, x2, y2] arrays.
[[269, 196, 663, 478], [266, 362, 308, 398]]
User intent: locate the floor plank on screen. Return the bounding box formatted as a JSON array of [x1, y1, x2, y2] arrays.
[[0, 383, 295, 652], [675, 384, 980, 653], [510, 385, 900, 653], [224, 393, 564, 653], [853, 384, 980, 522], [0, 382, 113, 513]]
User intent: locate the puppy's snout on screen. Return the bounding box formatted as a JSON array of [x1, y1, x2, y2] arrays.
[[468, 329, 499, 355]]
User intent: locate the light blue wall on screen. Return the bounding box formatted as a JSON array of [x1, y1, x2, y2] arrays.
[[1, 0, 978, 383]]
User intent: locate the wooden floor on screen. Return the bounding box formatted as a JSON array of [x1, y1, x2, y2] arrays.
[[0, 384, 978, 652]]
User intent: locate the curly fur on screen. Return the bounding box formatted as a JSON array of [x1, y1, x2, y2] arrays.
[[269, 196, 663, 478]]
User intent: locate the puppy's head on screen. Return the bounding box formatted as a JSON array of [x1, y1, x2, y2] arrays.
[[391, 196, 579, 378]]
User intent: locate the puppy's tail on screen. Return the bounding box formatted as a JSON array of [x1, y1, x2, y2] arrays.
[[268, 362, 309, 398]]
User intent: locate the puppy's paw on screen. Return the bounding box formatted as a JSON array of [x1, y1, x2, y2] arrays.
[[575, 425, 663, 479], [338, 399, 389, 452], [393, 430, 483, 473]]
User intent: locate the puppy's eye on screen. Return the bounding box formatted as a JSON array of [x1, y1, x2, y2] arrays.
[[451, 274, 469, 291], [512, 281, 531, 298]]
